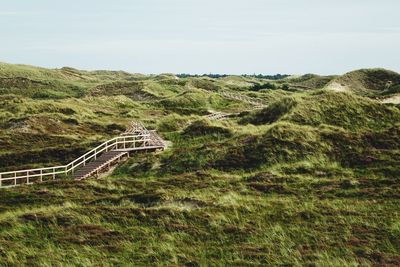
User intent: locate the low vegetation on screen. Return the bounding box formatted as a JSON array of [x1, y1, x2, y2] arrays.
[[0, 62, 399, 266]]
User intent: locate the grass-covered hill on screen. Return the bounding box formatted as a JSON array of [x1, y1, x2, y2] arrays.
[[0, 62, 400, 266], [283, 74, 336, 90], [324, 68, 400, 98]]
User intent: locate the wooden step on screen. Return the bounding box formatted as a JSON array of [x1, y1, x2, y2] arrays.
[[73, 151, 127, 180]]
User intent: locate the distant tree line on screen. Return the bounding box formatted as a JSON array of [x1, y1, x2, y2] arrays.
[[176, 73, 290, 80], [243, 74, 290, 80], [176, 74, 230, 79]]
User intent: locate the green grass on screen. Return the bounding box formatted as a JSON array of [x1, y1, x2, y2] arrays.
[[0, 62, 400, 265], [324, 68, 400, 98], [240, 90, 400, 131]]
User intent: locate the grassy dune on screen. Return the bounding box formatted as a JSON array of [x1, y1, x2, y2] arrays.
[[0, 63, 399, 266]]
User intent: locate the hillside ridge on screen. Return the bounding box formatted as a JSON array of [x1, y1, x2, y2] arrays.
[[0, 62, 399, 266]]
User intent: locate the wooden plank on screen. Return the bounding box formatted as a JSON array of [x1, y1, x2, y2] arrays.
[[0, 125, 166, 188]]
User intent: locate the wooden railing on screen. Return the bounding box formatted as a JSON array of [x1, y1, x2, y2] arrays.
[[122, 121, 149, 135], [219, 91, 265, 107], [205, 112, 233, 120], [0, 133, 151, 188]]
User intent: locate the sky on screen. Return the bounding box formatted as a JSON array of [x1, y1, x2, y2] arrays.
[[1, 0, 399, 75]]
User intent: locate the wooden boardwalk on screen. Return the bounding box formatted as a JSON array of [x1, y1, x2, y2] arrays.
[[0, 122, 166, 188], [1, 90, 266, 188], [219, 91, 266, 108], [201, 91, 267, 121], [73, 151, 128, 180], [205, 112, 232, 121]]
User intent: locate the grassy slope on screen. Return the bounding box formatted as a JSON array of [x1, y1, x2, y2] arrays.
[[284, 74, 336, 90], [324, 68, 400, 98], [0, 63, 399, 266], [0, 63, 250, 171]]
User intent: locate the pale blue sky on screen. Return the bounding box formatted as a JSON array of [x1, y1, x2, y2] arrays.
[[1, 0, 399, 74]]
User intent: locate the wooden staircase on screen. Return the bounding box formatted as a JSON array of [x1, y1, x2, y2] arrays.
[[73, 130, 166, 181], [219, 91, 266, 108], [201, 91, 266, 121], [73, 151, 128, 180], [205, 112, 238, 121], [0, 121, 166, 188], [148, 130, 166, 148]]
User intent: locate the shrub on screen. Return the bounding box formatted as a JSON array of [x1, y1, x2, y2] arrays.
[[157, 114, 190, 132], [239, 97, 297, 125], [183, 120, 232, 138]]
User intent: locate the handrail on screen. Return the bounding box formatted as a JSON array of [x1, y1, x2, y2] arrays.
[[122, 121, 149, 135], [66, 133, 150, 169], [219, 91, 265, 106], [65, 136, 151, 173], [0, 165, 66, 176], [206, 112, 232, 120], [0, 132, 157, 188]]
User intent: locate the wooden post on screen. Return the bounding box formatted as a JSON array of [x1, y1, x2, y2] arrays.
[[83, 155, 86, 166], [53, 168, 56, 180], [40, 169, 43, 183], [27, 171, 30, 184], [0, 174, 2, 187], [14, 172, 17, 186]]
